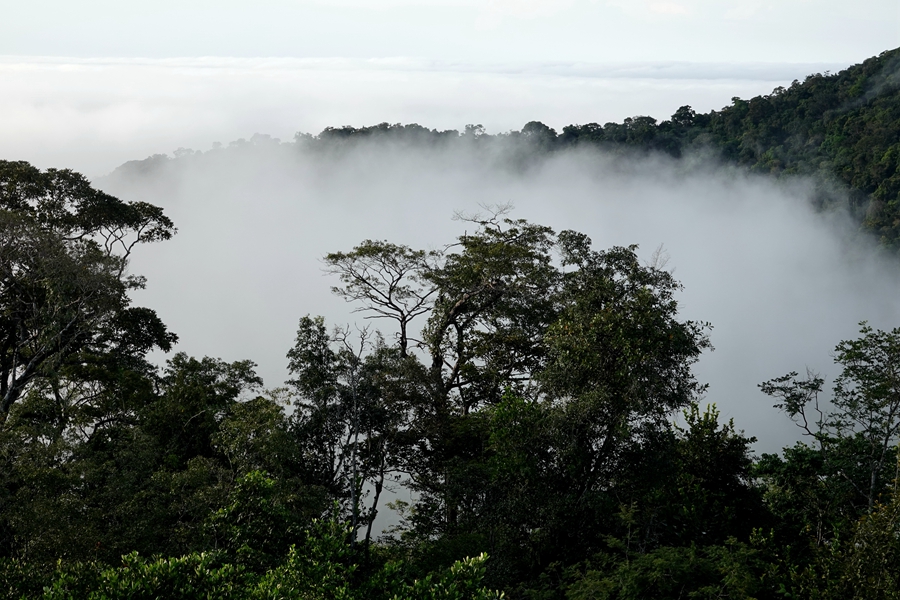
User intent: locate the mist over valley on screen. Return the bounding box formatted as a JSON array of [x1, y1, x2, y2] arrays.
[[3, 6, 900, 590], [100, 132, 900, 452]]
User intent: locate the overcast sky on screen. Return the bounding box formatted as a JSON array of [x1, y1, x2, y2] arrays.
[[3, 1, 898, 175], [3, 0, 898, 63]]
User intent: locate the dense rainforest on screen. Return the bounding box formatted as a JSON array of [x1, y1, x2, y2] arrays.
[[2, 49, 900, 599]]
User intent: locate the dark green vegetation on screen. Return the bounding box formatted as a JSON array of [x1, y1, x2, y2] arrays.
[[290, 47, 900, 250], [5, 49, 900, 598], [4, 162, 900, 599]]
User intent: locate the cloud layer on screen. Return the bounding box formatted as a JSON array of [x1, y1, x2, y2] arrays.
[[3, 1, 895, 63], [99, 139, 900, 453], [1, 55, 841, 177]]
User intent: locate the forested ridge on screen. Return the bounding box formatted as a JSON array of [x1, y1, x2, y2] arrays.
[[3, 50, 900, 599], [237, 46, 900, 250], [116, 48, 900, 248]]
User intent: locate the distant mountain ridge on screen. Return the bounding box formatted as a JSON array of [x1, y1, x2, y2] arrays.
[[112, 48, 900, 248]]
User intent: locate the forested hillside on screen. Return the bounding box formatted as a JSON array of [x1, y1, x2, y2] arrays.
[[563, 47, 900, 247], [113, 47, 900, 250], [272, 47, 900, 249], [3, 50, 900, 599]]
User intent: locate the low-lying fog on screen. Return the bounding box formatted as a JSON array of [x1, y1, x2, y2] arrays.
[[99, 138, 900, 453], [0, 55, 844, 177]]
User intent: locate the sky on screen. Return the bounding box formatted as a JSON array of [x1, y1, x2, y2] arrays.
[[2, 1, 899, 176], [3, 0, 898, 63]]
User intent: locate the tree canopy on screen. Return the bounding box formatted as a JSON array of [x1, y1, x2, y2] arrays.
[[0, 161, 176, 425]]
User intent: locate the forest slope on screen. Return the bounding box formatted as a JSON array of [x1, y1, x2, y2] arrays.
[[256, 48, 900, 248]]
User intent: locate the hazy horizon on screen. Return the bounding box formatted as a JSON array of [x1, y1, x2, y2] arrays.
[[2, 54, 858, 178]]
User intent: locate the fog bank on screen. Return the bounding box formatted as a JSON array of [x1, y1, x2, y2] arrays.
[[99, 139, 900, 452], [0, 55, 843, 177]]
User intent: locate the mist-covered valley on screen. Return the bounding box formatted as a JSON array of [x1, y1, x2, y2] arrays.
[[5, 42, 900, 598], [100, 133, 900, 452]]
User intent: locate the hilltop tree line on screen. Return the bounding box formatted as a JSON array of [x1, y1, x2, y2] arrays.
[[2, 158, 900, 599], [317, 48, 900, 249], [121, 47, 900, 252]]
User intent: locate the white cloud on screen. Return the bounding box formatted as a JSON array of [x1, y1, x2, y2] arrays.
[[484, 0, 577, 18], [606, 0, 692, 17], [724, 0, 764, 19], [474, 0, 578, 28], [649, 2, 689, 15], [301, 0, 476, 5]]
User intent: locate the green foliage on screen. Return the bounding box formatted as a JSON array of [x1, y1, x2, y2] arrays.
[[590, 404, 764, 557], [754, 322, 900, 597], [0, 161, 176, 425], [0, 557, 51, 599], [384, 554, 503, 600], [207, 470, 313, 572], [43, 553, 248, 600], [308, 214, 718, 591], [254, 516, 358, 599], [759, 322, 900, 549], [6, 516, 502, 600], [541, 234, 710, 438], [784, 482, 900, 600], [8, 155, 900, 599], [146, 353, 263, 470], [565, 541, 769, 600], [0, 347, 327, 565]]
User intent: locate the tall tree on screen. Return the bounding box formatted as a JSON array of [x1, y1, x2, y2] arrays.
[[760, 322, 900, 514], [0, 161, 175, 425], [313, 211, 711, 570]]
